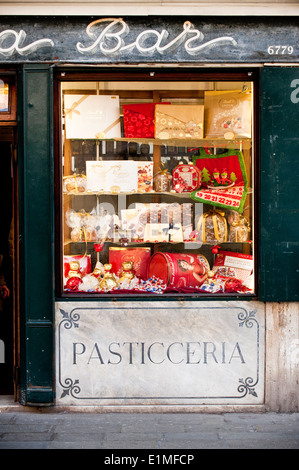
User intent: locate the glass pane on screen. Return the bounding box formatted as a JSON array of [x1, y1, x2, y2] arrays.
[[60, 79, 255, 296], [0, 80, 9, 112]]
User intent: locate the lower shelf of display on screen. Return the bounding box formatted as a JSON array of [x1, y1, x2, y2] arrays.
[[63, 188, 253, 197], [63, 191, 194, 198]]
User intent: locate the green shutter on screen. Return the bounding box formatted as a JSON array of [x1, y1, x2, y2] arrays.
[[260, 67, 299, 301], [18, 65, 54, 404]]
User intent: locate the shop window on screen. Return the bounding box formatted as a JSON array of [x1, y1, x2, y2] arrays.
[[58, 73, 256, 298]]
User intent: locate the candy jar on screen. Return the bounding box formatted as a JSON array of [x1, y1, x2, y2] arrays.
[[153, 169, 172, 192]]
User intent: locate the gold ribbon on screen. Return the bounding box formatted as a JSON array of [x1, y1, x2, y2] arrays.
[[65, 95, 89, 119], [95, 117, 121, 139], [198, 209, 227, 242]]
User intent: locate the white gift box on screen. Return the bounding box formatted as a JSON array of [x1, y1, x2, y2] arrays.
[[64, 94, 121, 139], [86, 160, 138, 193]]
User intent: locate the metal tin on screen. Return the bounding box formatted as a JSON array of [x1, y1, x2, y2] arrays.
[[148, 252, 210, 288]]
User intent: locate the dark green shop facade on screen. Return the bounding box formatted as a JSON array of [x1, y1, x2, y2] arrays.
[[0, 16, 298, 410]]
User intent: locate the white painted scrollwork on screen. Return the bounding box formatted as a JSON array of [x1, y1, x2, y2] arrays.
[[0, 29, 54, 57], [76, 18, 237, 57]]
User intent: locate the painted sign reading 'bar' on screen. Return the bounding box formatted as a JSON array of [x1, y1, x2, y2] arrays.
[[0, 16, 297, 63]]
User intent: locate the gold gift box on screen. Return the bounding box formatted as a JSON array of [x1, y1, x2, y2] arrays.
[[155, 104, 204, 139]]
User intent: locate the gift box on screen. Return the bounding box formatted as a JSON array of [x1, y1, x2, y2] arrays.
[[155, 104, 204, 139], [86, 160, 138, 193], [204, 90, 252, 138], [213, 250, 253, 283], [109, 247, 151, 280], [123, 102, 170, 139], [121, 203, 193, 242], [137, 162, 153, 192], [64, 94, 121, 139], [172, 162, 201, 192]]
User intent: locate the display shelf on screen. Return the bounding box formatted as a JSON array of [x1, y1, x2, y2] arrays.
[[69, 136, 252, 150], [63, 238, 253, 247], [63, 188, 253, 197]]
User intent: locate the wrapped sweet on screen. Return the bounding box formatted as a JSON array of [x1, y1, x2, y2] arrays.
[[65, 209, 84, 242], [153, 169, 172, 192], [99, 264, 119, 291], [63, 174, 87, 193], [227, 211, 250, 242], [197, 209, 228, 243], [229, 223, 249, 243]]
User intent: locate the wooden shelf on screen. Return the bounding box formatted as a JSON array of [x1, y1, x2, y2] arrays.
[[69, 137, 252, 150]]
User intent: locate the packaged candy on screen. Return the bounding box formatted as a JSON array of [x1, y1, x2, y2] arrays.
[[63, 174, 87, 193], [197, 209, 228, 243], [153, 169, 172, 192]]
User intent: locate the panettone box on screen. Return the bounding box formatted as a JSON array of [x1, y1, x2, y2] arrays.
[[64, 94, 121, 139], [155, 104, 204, 139], [204, 90, 252, 138]]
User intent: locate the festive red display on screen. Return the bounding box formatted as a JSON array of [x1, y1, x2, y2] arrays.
[[123, 102, 170, 139]]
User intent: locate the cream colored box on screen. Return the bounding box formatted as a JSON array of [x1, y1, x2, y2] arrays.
[[86, 160, 138, 193], [64, 94, 121, 139]]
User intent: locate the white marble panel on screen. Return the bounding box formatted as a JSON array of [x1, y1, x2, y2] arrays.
[[55, 300, 264, 406]]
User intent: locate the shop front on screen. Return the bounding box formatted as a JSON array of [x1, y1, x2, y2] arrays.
[[0, 15, 298, 410]]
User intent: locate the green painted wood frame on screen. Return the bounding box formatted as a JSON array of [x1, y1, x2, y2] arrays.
[[18, 64, 55, 405], [259, 67, 299, 301]]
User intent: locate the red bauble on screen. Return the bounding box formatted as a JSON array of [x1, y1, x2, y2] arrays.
[[211, 245, 221, 254], [94, 243, 104, 252], [66, 276, 82, 291]]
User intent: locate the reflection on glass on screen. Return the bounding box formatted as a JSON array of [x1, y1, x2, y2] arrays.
[[0, 80, 9, 112]]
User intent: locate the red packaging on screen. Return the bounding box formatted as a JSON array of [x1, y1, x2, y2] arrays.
[[109, 247, 151, 280], [64, 255, 92, 280], [213, 250, 253, 282], [172, 163, 201, 192], [123, 102, 170, 139], [148, 252, 210, 288]]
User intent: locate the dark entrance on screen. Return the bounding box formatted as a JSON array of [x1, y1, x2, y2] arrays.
[[0, 135, 15, 395]]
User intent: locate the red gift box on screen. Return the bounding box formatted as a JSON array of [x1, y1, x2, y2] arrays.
[[213, 250, 253, 283], [123, 103, 170, 139], [109, 247, 151, 280], [64, 255, 92, 281]]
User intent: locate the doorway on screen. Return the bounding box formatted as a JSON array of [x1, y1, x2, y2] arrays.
[[0, 134, 16, 396]]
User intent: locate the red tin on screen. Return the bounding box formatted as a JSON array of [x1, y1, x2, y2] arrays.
[[172, 163, 201, 192], [148, 252, 210, 288]]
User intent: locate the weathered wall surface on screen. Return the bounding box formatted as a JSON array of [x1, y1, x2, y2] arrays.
[[265, 303, 299, 412]]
